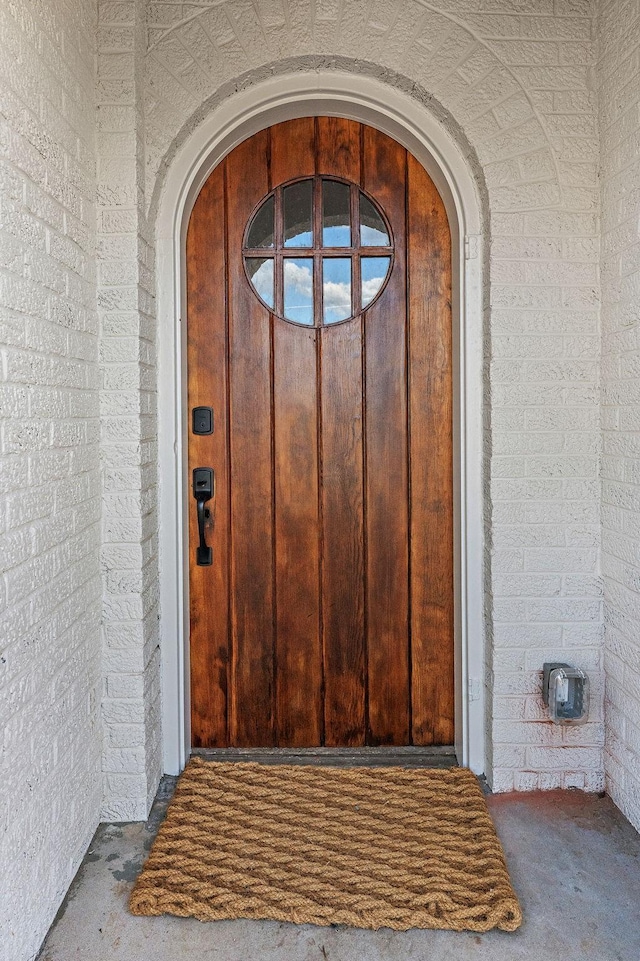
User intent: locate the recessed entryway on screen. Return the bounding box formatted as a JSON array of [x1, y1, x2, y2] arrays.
[[157, 71, 486, 777]]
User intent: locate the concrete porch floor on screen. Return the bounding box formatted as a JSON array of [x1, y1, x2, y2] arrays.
[[38, 776, 640, 961]]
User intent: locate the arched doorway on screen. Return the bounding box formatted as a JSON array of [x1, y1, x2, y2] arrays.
[[155, 72, 486, 775]]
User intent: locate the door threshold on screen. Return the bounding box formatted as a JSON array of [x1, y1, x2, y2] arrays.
[[191, 746, 457, 768]]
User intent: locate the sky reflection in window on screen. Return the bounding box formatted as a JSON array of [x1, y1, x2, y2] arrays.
[[323, 258, 351, 324], [283, 258, 314, 325]]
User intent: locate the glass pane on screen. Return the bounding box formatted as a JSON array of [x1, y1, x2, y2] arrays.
[[247, 195, 274, 248], [283, 258, 314, 324], [360, 193, 389, 246], [246, 258, 274, 309], [362, 257, 390, 308], [323, 258, 351, 324], [323, 180, 351, 246], [284, 181, 313, 247]]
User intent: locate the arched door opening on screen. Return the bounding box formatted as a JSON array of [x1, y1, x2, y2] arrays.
[[186, 118, 454, 750], [155, 72, 486, 777]]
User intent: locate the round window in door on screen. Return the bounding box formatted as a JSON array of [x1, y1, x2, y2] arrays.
[[243, 176, 394, 327]]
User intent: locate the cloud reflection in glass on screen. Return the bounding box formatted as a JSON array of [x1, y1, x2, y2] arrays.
[[283, 258, 314, 325]]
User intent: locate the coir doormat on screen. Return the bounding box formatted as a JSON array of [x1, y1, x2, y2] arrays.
[[129, 757, 522, 932]]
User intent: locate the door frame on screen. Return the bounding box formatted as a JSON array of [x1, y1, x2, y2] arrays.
[[156, 71, 487, 777]]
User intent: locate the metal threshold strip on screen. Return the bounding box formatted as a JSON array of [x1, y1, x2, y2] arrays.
[[191, 746, 457, 768]]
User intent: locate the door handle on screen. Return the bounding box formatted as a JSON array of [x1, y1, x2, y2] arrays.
[[192, 467, 214, 566]]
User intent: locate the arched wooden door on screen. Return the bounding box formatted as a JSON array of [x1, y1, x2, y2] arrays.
[[187, 118, 453, 749]]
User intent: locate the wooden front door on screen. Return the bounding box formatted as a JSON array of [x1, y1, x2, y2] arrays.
[[187, 118, 453, 749]]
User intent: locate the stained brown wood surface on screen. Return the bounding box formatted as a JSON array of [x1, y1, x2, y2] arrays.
[[362, 127, 410, 745], [322, 319, 366, 746], [270, 119, 324, 745], [226, 130, 275, 746], [187, 169, 229, 748], [408, 153, 455, 745], [187, 119, 454, 748], [316, 117, 361, 179], [271, 117, 316, 182]]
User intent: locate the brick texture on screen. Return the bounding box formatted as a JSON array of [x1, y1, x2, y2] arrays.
[[97, 0, 161, 822], [598, 0, 640, 834], [0, 1, 102, 959]]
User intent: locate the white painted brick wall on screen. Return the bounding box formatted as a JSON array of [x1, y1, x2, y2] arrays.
[[143, 0, 604, 793], [0, 1, 102, 959], [598, 0, 640, 834], [97, 0, 162, 822]]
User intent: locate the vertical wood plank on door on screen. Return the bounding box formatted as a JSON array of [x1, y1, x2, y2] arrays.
[[362, 129, 410, 745], [187, 167, 230, 747], [321, 321, 366, 746], [226, 132, 275, 746], [407, 153, 455, 746], [270, 119, 322, 746], [318, 119, 365, 746], [270, 117, 316, 181], [316, 117, 361, 180], [273, 322, 322, 745]]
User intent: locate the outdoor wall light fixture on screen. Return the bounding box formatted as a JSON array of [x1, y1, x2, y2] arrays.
[[542, 663, 590, 725]]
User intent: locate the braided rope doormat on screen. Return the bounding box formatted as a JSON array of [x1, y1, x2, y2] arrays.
[[129, 758, 522, 932]]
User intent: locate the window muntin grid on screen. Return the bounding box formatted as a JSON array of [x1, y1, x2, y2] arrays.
[[243, 176, 394, 327]]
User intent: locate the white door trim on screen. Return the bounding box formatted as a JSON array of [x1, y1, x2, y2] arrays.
[[156, 71, 486, 776]]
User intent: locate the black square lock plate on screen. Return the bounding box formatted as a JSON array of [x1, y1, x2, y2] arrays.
[[192, 406, 213, 435]]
